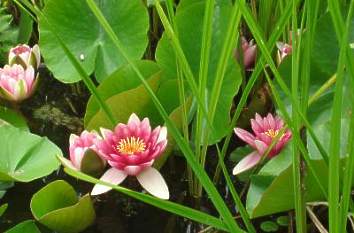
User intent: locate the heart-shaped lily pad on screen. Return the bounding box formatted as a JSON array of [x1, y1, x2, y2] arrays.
[[39, 0, 149, 83], [30, 180, 95, 233], [0, 125, 61, 182]]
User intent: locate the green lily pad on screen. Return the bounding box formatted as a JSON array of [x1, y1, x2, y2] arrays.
[[260, 221, 279, 232], [30, 180, 95, 233], [84, 60, 160, 125], [0, 106, 28, 130], [5, 220, 40, 233], [39, 0, 149, 83], [85, 72, 161, 130], [155, 1, 242, 144], [0, 125, 61, 182]]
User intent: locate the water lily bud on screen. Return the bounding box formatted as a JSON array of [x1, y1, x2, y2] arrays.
[[276, 42, 292, 64], [0, 64, 38, 102], [8, 44, 41, 69], [68, 131, 106, 175], [235, 37, 257, 70]]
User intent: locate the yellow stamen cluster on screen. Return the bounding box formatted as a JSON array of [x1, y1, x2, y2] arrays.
[[264, 129, 279, 138], [117, 137, 146, 155]]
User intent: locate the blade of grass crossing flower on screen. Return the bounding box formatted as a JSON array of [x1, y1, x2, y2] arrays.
[[236, 0, 329, 165], [85, 0, 244, 231], [213, 3, 293, 182], [291, 0, 306, 232], [264, 70, 328, 199], [63, 167, 229, 231], [15, 0, 117, 126], [215, 145, 256, 233], [328, 0, 354, 231]]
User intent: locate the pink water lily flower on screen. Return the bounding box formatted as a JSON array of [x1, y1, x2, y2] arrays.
[[0, 64, 37, 102], [92, 113, 169, 199], [232, 113, 292, 175], [9, 44, 40, 69], [59, 130, 105, 171]]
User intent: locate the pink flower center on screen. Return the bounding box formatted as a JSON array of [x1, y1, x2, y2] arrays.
[[264, 129, 280, 138], [116, 137, 146, 155]]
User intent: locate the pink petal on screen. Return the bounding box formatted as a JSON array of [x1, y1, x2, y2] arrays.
[[91, 168, 127, 196], [232, 151, 261, 175], [251, 119, 263, 134], [156, 126, 167, 144], [124, 165, 145, 176], [255, 113, 264, 126], [100, 127, 113, 139], [254, 140, 268, 156], [136, 167, 169, 200], [234, 128, 256, 147], [266, 113, 276, 129]]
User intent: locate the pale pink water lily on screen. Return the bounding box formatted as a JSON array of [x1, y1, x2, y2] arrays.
[[59, 130, 106, 172], [9, 44, 40, 69], [0, 64, 37, 102], [232, 113, 292, 175], [235, 37, 257, 70], [92, 113, 169, 199], [276, 42, 292, 63]]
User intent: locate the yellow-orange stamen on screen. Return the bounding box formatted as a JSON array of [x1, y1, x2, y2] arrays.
[[117, 137, 146, 155], [264, 129, 279, 138]]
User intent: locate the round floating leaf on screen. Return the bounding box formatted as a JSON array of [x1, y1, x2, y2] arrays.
[[276, 216, 289, 227], [260, 221, 279, 232], [39, 0, 149, 83], [0, 106, 28, 130], [31, 180, 95, 233], [0, 125, 61, 182], [84, 60, 160, 125], [86, 72, 161, 130], [5, 220, 40, 233], [155, 1, 242, 144]]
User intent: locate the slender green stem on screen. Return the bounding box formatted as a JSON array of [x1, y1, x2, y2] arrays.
[[328, 0, 354, 231], [194, 0, 215, 197], [308, 74, 337, 106], [291, 0, 306, 231]]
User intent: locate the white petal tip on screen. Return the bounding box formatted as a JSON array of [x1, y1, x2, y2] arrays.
[[137, 167, 169, 200], [232, 151, 261, 175]]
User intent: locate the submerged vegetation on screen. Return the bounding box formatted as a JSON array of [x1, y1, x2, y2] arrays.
[[0, 0, 353, 232]]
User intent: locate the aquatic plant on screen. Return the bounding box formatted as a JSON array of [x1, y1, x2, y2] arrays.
[[233, 113, 292, 175]]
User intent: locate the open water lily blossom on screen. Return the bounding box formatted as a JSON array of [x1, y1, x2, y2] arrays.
[[232, 113, 292, 175], [9, 44, 41, 69], [0, 64, 37, 102], [92, 113, 169, 200]]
